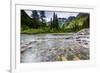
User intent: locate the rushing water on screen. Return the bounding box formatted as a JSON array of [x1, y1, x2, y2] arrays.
[[21, 33, 89, 63]]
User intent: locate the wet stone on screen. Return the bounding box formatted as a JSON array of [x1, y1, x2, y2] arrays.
[[21, 29, 90, 62]]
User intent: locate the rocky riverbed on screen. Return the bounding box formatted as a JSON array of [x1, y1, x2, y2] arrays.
[[21, 29, 89, 63]]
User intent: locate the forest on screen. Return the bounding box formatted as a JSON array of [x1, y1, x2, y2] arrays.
[[21, 10, 89, 34]]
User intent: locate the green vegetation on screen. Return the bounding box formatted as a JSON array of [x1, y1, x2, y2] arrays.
[[65, 13, 89, 32], [21, 10, 89, 34]]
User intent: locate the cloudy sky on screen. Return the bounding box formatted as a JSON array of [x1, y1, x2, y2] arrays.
[[25, 10, 79, 22]]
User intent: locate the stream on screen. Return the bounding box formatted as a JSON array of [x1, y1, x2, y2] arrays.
[[21, 33, 89, 63]]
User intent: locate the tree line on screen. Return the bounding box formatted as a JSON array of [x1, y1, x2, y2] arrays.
[[21, 10, 89, 33], [21, 10, 60, 31]]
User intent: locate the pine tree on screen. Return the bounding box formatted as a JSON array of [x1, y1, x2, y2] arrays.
[[39, 11, 46, 28], [55, 14, 59, 29], [52, 12, 59, 30], [31, 10, 40, 28], [50, 18, 53, 29], [21, 10, 32, 30], [40, 11, 45, 18], [82, 14, 90, 28]]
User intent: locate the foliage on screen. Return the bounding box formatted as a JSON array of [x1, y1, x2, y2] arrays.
[[65, 13, 90, 32], [21, 10, 90, 34]]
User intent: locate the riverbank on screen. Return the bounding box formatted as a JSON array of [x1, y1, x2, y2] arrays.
[[21, 28, 85, 34]]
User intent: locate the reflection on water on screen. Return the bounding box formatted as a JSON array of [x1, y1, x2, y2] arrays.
[[21, 34, 89, 63]]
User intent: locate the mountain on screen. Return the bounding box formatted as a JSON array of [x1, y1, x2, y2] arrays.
[[58, 18, 67, 28], [47, 18, 67, 28], [67, 16, 76, 21], [65, 13, 89, 32], [57, 17, 76, 28]]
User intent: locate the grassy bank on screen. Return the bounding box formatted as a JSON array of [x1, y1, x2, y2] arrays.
[[21, 28, 78, 34]]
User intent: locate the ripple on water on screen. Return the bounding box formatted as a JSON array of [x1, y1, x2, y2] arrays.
[[21, 33, 89, 62]]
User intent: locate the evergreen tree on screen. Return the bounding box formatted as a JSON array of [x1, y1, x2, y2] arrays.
[[50, 18, 53, 29], [31, 10, 40, 28], [55, 14, 59, 29], [21, 10, 32, 30], [52, 12, 56, 28], [39, 11, 46, 28], [52, 12, 59, 30], [40, 11, 45, 18], [82, 14, 90, 28]]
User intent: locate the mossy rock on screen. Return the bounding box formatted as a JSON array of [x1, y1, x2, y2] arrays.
[[56, 55, 67, 61]]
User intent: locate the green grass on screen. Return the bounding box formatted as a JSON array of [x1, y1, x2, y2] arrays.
[[21, 28, 67, 34], [21, 28, 83, 34], [21, 29, 45, 34]]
